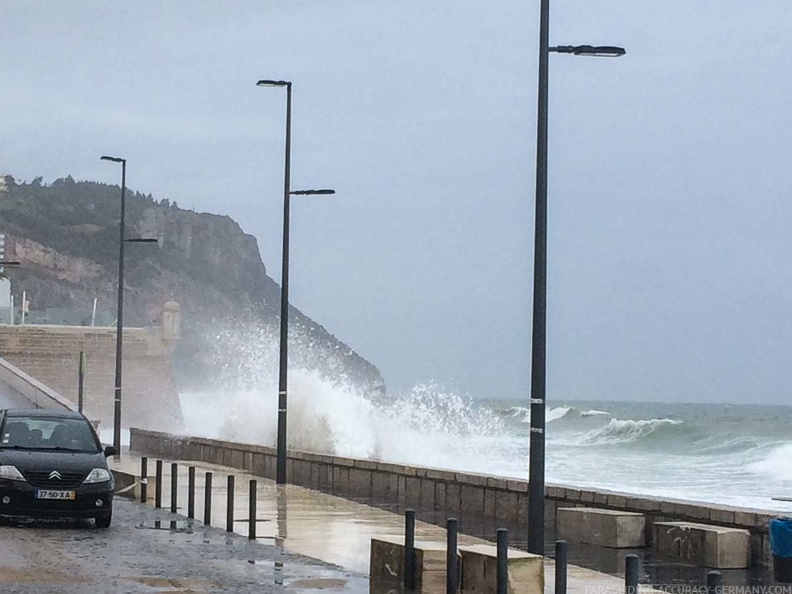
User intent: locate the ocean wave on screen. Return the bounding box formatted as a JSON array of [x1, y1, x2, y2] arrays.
[[750, 443, 792, 481], [503, 405, 612, 424], [579, 417, 689, 446]]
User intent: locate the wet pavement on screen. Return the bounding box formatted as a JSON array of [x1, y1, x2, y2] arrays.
[[3, 446, 719, 593], [0, 498, 368, 593], [108, 453, 639, 593]]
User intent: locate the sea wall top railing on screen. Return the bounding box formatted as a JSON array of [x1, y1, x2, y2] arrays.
[[0, 357, 76, 411]]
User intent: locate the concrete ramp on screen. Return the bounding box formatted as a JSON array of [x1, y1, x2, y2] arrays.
[[0, 357, 76, 411], [0, 380, 32, 408]]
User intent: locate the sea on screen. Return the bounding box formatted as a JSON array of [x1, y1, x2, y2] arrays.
[[179, 372, 792, 514]]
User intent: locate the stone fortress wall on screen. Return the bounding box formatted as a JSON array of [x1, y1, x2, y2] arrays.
[[0, 303, 182, 431]]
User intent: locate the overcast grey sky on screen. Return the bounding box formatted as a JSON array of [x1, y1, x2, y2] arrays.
[[2, 1, 792, 404]]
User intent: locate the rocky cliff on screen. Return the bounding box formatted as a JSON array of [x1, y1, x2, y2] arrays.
[[0, 175, 385, 394]]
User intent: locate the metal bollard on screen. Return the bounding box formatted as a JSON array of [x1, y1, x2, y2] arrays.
[[625, 554, 639, 594], [203, 471, 213, 526], [707, 571, 723, 594], [496, 529, 508, 594], [155, 460, 163, 508], [404, 510, 416, 590], [249, 479, 257, 540], [170, 463, 178, 514], [140, 457, 148, 504], [555, 540, 568, 594], [447, 518, 459, 594], [187, 467, 195, 519], [226, 475, 235, 532]]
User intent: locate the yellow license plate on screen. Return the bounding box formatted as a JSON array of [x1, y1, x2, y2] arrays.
[[36, 490, 76, 500]]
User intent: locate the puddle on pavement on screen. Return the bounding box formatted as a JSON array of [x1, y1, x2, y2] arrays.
[[290, 578, 349, 590], [137, 520, 194, 533], [126, 575, 219, 591], [0, 567, 89, 584]]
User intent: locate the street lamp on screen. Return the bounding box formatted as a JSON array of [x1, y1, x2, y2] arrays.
[[0, 261, 20, 280], [527, 5, 625, 555], [257, 78, 335, 485], [100, 156, 158, 456]]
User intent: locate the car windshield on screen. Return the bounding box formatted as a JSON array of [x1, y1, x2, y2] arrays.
[[0, 417, 100, 453]]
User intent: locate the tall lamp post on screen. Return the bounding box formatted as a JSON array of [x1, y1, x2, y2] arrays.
[[256, 79, 335, 485], [100, 156, 157, 455], [527, 2, 625, 555]]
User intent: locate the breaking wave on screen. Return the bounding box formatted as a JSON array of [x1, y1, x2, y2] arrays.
[[579, 417, 690, 446]]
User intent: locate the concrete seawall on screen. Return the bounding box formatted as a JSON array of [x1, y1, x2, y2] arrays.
[[130, 428, 781, 568]]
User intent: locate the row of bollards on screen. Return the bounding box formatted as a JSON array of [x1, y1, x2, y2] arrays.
[[401, 509, 724, 594], [140, 457, 259, 540]]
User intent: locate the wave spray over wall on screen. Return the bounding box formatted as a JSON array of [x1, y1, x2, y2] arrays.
[[180, 323, 513, 474], [179, 324, 792, 511]]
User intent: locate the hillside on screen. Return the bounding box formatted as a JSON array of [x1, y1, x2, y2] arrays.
[[0, 174, 385, 394]]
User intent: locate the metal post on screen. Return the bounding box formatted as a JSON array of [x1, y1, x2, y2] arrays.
[[188, 466, 195, 519], [170, 463, 178, 513], [155, 459, 162, 508], [404, 509, 416, 590], [77, 351, 85, 414], [555, 540, 568, 594], [113, 159, 126, 457], [625, 554, 639, 594], [249, 479, 257, 540], [446, 518, 458, 594], [204, 471, 213, 526], [226, 475, 235, 532], [527, 0, 550, 556], [276, 82, 293, 486], [140, 457, 148, 504], [496, 529, 508, 594], [707, 571, 722, 594]]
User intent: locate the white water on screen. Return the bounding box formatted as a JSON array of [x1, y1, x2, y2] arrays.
[[176, 328, 792, 512]]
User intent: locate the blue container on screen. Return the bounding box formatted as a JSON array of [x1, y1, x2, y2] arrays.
[[770, 518, 792, 583]]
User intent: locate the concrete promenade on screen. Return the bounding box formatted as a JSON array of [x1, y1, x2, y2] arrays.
[[112, 451, 632, 593]]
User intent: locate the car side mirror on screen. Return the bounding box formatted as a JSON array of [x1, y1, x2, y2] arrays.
[[103, 445, 117, 457]]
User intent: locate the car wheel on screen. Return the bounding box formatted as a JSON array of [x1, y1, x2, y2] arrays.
[[95, 511, 112, 529]]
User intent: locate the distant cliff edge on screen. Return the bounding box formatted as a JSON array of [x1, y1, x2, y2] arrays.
[[0, 175, 385, 395]]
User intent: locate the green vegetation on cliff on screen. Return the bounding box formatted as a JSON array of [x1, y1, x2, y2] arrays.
[[0, 174, 385, 394]]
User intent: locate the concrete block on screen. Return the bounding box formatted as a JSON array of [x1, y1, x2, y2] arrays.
[[420, 479, 436, 509], [435, 482, 447, 511], [370, 536, 460, 594], [461, 485, 484, 516], [446, 483, 461, 515], [405, 477, 422, 506], [495, 490, 518, 524], [349, 468, 371, 497], [709, 508, 736, 525], [557, 507, 645, 548], [484, 490, 496, 518], [653, 521, 750, 569], [459, 544, 543, 594], [371, 472, 391, 499]]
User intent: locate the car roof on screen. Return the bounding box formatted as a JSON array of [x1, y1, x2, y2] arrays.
[[2, 408, 86, 420]]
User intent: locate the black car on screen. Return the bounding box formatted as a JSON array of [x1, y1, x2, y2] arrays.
[[0, 408, 116, 527]]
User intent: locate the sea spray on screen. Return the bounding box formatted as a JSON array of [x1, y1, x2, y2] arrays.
[[176, 323, 792, 510]]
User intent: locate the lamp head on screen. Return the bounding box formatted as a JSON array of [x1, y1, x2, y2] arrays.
[[100, 155, 126, 163], [550, 45, 626, 57], [290, 189, 336, 196], [256, 80, 290, 88]]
